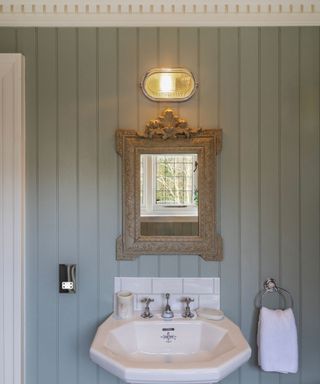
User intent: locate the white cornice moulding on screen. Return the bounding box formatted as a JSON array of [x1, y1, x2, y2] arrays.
[[0, 0, 319, 26]]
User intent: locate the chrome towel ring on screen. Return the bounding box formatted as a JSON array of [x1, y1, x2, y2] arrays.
[[255, 278, 294, 309]]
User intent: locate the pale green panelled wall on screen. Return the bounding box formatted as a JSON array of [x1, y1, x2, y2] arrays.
[[0, 27, 319, 384]]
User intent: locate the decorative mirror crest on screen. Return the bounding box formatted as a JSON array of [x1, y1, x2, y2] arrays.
[[137, 108, 201, 140]]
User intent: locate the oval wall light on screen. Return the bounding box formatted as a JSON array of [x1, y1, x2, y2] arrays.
[[141, 67, 198, 102]]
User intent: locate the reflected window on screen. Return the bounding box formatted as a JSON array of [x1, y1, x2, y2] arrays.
[[141, 154, 198, 216]]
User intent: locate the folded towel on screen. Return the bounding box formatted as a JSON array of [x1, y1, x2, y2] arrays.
[[257, 306, 298, 373]]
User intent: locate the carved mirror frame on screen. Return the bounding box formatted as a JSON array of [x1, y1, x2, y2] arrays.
[[116, 108, 223, 261]]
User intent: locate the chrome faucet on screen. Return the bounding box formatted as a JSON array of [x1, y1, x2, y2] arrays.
[[161, 293, 174, 319], [182, 297, 195, 318], [141, 297, 154, 318]]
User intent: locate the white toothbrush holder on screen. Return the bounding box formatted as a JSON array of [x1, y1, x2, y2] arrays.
[[116, 291, 134, 319]]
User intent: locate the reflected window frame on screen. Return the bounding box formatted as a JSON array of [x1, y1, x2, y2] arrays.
[[140, 154, 198, 217]]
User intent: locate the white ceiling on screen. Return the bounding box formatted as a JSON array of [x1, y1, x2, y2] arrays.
[[0, 0, 319, 26]]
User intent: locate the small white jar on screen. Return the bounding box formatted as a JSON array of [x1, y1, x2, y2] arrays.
[[116, 291, 134, 319]]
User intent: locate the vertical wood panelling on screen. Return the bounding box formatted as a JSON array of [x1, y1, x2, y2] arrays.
[[260, 27, 280, 384], [97, 28, 119, 384], [179, 28, 200, 277], [179, 28, 198, 127], [16, 28, 38, 384], [0, 26, 318, 384], [199, 28, 220, 279], [199, 28, 219, 130], [158, 27, 179, 115], [219, 28, 240, 384], [137, 28, 159, 277], [57, 28, 78, 384], [0, 28, 16, 52], [219, 28, 241, 321], [78, 28, 99, 384], [97, 27, 119, 319], [299, 27, 320, 384], [279, 28, 300, 384], [37, 28, 58, 384], [158, 28, 179, 277], [239, 28, 260, 384], [118, 28, 139, 278]]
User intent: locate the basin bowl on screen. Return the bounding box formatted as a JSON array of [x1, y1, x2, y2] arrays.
[[90, 314, 251, 383]]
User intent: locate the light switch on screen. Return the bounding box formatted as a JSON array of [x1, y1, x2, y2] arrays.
[[62, 281, 74, 290], [59, 264, 76, 293]]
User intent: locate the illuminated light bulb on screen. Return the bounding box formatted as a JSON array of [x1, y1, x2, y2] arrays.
[[159, 74, 175, 93]]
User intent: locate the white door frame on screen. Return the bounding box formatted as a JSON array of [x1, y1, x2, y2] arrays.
[[0, 54, 25, 384]]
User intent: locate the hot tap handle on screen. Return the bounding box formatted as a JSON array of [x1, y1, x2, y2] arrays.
[[141, 297, 154, 318], [142, 297, 154, 306], [182, 297, 195, 318]]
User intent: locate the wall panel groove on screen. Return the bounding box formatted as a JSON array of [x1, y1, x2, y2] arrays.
[[239, 27, 260, 384], [0, 26, 319, 384], [279, 26, 301, 384], [299, 27, 320, 384]]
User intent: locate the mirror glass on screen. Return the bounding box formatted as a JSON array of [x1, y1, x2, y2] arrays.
[[140, 153, 199, 236]]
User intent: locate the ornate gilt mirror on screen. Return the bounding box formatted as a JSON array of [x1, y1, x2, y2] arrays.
[[116, 108, 223, 261]]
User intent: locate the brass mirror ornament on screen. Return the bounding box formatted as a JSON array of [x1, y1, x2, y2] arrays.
[[116, 108, 223, 261], [137, 108, 201, 140]]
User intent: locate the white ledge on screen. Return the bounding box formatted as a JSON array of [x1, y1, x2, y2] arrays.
[[0, 1, 319, 26]]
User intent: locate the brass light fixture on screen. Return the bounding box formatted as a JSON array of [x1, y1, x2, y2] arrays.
[[141, 67, 197, 102]]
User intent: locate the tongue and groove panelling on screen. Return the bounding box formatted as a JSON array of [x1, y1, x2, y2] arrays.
[[0, 27, 319, 384]]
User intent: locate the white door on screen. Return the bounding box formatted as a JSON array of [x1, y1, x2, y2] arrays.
[[0, 54, 25, 384]]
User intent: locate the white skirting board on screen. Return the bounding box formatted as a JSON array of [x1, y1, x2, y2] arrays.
[[0, 54, 25, 384]]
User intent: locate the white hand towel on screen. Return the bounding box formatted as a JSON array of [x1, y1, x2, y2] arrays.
[[257, 306, 298, 374]]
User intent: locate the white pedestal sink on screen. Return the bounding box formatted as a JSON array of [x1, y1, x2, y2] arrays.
[[90, 313, 251, 383]]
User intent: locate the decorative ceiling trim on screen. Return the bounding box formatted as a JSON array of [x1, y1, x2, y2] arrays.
[[0, 1, 319, 26]]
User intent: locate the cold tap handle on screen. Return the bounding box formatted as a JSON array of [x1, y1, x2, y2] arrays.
[[183, 297, 194, 305]]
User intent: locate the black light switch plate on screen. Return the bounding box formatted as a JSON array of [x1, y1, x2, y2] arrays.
[[59, 264, 76, 293]]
